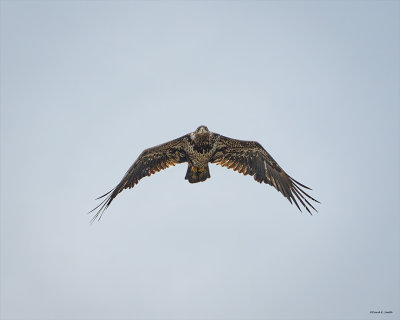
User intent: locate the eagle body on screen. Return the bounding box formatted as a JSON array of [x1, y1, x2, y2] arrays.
[[90, 125, 319, 222], [184, 130, 219, 183]]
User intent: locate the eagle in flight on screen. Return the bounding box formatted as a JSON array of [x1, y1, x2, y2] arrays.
[[90, 125, 319, 222]]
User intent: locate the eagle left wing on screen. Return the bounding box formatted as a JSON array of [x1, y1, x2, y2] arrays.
[[89, 135, 188, 223], [211, 134, 319, 213]]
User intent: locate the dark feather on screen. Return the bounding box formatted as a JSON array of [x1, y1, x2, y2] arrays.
[[211, 135, 320, 214], [89, 136, 188, 223]]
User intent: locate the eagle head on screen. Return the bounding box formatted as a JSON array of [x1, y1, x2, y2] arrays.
[[190, 125, 210, 141], [195, 125, 209, 134]]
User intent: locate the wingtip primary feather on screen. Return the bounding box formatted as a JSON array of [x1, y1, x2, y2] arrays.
[[95, 188, 114, 200], [289, 176, 312, 190], [290, 179, 319, 214], [88, 187, 117, 224]]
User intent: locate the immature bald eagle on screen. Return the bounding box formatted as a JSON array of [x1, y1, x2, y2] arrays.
[[90, 125, 319, 222]]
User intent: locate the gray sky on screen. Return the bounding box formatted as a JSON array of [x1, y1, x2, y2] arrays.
[[1, 1, 399, 319]]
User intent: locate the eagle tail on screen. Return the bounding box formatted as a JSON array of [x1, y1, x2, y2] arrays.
[[185, 164, 210, 183]]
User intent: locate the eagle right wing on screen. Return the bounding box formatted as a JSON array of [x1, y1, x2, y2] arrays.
[[89, 135, 189, 223], [211, 134, 319, 213]]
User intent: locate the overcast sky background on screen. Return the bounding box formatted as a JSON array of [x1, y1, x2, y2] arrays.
[[1, 1, 399, 320]]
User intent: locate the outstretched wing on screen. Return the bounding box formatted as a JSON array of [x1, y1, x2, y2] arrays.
[[89, 135, 188, 223], [211, 135, 319, 213]]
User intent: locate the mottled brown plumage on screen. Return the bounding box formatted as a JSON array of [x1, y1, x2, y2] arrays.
[[89, 125, 319, 222]]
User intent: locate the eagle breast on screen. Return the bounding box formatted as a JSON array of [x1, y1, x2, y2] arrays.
[[186, 126, 219, 166]]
